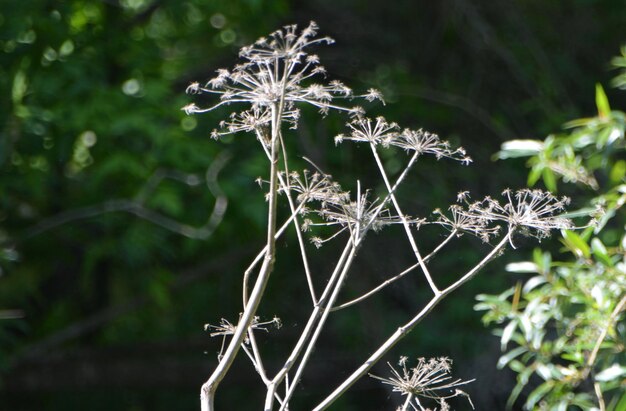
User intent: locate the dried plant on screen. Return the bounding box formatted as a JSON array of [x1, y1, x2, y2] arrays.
[[370, 356, 474, 411], [183, 22, 571, 411]]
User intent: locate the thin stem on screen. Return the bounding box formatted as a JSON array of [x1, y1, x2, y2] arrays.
[[268, 240, 355, 411], [202, 97, 286, 411], [586, 294, 626, 369], [584, 294, 626, 411], [401, 393, 415, 411], [257, 129, 318, 305], [369, 145, 440, 295], [278, 243, 360, 410], [594, 382, 606, 411], [242, 341, 270, 385], [247, 329, 270, 384], [313, 233, 511, 411], [332, 230, 457, 311], [242, 202, 305, 306]]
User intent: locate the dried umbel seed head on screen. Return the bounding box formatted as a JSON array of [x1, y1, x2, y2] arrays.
[[205, 316, 282, 360], [460, 189, 573, 241], [433, 204, 501, 243], [182, 21, 382, 139], [335, 116, 400, 146], [389, 128, 472, 164], [370, 356, 475, 410]]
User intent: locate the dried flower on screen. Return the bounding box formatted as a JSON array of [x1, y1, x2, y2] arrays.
[[460, 189, 572, 241], [286, 169, 348, 206], [389, 129, 471, 164], [433, 204, 500, 243], [370, 357, 475, 410], [316, 190, 403, 239], [183, 22, 379, 138], [205, 315, 281, 360], [335, 116, 399, 146]]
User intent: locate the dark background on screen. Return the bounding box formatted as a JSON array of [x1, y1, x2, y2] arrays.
[[1, 1, 625, 410]]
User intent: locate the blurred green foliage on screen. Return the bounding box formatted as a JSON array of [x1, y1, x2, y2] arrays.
[[0, 1, 625, 410], [477, 74, 626, 409]]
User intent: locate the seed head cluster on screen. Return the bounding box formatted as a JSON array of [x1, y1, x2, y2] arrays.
[[459, 189, 572, 241], [183, 22, 383, 140], [335, 116, 471, 164], [370, 356, 475, 410]]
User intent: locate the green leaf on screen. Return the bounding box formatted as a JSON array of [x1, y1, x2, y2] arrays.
[[595, 83, 610, 118], [561, 230, 591, 259], [522, 276, 547, 293], [528, 165, 543, 187], [505, 261, 538, 273], [501, 320, 517, 350], [12, 70, 27, 105], [564, 117, 595, 128], [591, 238, 613, 266], [496, 140, 544, 159], [542, 168, 557, 192], [610, 391, 626, 411], [526, 380, 554, 409], [609, 160, 626, 184], [497, 346, 528, 369], [595, 364, 626, 382]]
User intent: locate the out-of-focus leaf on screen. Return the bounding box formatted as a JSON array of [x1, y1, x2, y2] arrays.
[[497, 346, 528, 369], [591, 238, 613, 266], [522, 276, 547, 294], [528, 165, 543, 186], [561, 230, 591, 259], [501, 320, 517, 350], [595, 83, 611, 118], [496, 140, 544, 159], [595, 364, 626, 382], [610, 160, 626, 184], [527, 380, 554, 409], [543, 168, 557, 192], [505, 261, 538, 273]]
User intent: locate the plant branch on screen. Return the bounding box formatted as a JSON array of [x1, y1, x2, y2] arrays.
[[370, 144, 439, 294], [202, 88, 287, 410], [313, 232, 511, 410], [332, 230, 457, 311]]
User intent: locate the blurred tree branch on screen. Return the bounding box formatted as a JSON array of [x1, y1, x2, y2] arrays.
[[3, 151, 230, 248]]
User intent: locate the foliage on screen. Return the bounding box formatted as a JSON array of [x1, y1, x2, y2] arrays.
[[476, 59, 626, 410], [1, 2, 625, 410]]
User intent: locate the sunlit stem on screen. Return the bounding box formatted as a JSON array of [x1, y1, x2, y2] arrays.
[[267, 240, 355, 411], [243, 201, 306, 307], [332, 230, 457, 311], [370, 144, 439, 295], [401, 393, 414, 411], [202, 87, 287, 410], [313, 232, 511, 411]]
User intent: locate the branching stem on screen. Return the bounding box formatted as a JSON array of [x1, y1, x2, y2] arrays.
[[369, 145, 440, 295], [313, 232, 511, 410]]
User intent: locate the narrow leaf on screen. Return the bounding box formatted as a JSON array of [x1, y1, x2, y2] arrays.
[[595, 83, 610, 118]]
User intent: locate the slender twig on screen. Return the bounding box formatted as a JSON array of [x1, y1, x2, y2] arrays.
[[586, 294, 626, 370], [332, 230, 457, 311], [402, 393, 415, 411], [268, 240, 356, 410], [584, 294, 626, 411], [594, 382, 606, 411], [370, 144, 440, 295], [203, 75, 288, 410], [258, 129, 317, 304], [278, 243, 360, 410], [274, 154, 428, 409], [242, 202, 306, 307], [313, 233, 511, 411], [5, 152, 230, 247]]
